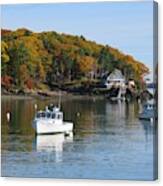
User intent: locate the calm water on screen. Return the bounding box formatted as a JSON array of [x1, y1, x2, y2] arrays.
[[1, 96, 156, 180]]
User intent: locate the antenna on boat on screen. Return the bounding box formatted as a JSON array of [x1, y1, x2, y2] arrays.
[[58, 91, 61, 109]]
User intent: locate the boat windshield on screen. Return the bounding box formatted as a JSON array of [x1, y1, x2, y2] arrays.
[[57, 113, 63, 119], [51, 113, 56, 119], [144, 104, 153, 110], [36, 111, 63, 119], [46, 112, 51, 118], [36, 112, 46, 118]]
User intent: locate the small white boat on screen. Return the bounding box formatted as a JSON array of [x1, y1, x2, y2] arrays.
[[32, 105, 73, 135], [139, 100, 156, 121]]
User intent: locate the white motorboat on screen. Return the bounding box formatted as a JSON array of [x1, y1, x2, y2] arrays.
[[32, 105, 73, 135], [139, 100, 156, 121]]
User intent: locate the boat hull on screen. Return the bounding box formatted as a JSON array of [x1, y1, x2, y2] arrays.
[[33, 120, 73, 135], [139, 111, 155, 121]]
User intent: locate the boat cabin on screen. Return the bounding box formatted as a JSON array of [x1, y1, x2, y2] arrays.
[[144, 103, 154, 110]]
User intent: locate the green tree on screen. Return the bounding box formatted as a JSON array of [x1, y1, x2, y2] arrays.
[[9, 42, 30, 85], [1, 41, 10, 75], [98, 47, 114, 74], [36, 62, 46, 82]]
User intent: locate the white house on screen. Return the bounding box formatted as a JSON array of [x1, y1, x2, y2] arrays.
[[128, 79, 136, 89], [105, 69, 126, 89]]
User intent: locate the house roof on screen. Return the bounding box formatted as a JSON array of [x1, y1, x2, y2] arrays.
[[107, 69, 125, 81]]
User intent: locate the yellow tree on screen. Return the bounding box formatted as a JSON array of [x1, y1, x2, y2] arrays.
[[19, 64, 29, 87], [78, 56, 97, 79]]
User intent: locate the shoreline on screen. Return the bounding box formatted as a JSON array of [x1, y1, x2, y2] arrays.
[[1, 92, 105, 101], [1, 86, 109, 100], [1, 86, 153, 102]]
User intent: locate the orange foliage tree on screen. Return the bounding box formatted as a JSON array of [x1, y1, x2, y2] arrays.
[[78, 56, 97, 79]]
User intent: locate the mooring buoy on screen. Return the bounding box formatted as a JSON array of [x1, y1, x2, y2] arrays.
[[6, 112, 11, 122], [34, 104, 38, 110], [77, 112, 80, 117]]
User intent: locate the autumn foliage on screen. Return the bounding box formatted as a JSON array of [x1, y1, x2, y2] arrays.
[[1, 75, 13, 90], [1, 28, 149, 91]]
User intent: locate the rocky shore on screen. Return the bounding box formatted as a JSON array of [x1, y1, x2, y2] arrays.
[[1, 85, 153, 102]]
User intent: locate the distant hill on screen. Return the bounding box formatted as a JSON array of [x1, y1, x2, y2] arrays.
[[1, 28, 149, 92]]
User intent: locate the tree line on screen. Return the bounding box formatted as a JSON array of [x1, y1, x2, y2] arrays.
[[1, 28, 149, 92]]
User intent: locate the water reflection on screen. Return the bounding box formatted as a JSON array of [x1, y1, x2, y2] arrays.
[[140, 120, 154, 142], [33, 133, 73, 162], [106, 100, 126, 121]]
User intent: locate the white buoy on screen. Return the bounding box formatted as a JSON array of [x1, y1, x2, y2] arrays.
[[6, 112, 11, 122], [34, 104, 38, 110], [77, 112, 80, 117]]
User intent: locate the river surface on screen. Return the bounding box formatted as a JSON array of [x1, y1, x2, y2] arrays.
[[1, 96, 156, 180]]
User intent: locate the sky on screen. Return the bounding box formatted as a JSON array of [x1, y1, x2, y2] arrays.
[[1, 1, 154, 80]]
